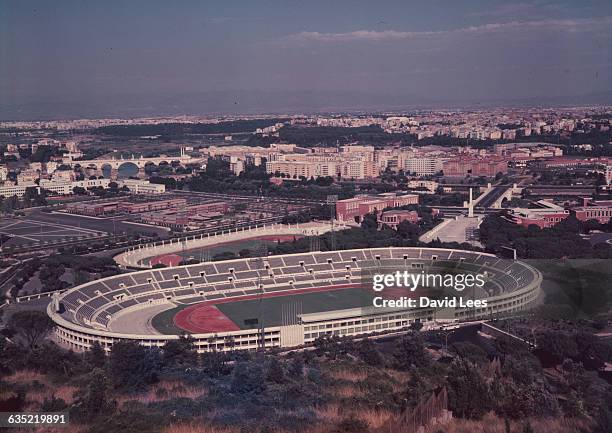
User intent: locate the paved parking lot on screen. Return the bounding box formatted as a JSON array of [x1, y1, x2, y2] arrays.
[[0, 217, 106, 248]]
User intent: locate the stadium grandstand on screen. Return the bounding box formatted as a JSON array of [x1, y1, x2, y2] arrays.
[[48, 247, 542, 353]]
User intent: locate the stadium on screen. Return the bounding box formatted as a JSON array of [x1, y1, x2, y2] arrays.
[[48, 247, 542, 353]]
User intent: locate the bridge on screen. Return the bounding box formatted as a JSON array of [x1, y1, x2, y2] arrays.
[[475, 183, 522, 209], [65, 148, 205, 170]]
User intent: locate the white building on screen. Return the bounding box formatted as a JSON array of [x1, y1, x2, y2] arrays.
[[0, 182, 40, 198], [39, 178, 111, 195], [403, 157, 444, 175], [120, 179, 166, 194]]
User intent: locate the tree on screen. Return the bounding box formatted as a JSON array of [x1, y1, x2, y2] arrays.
[[288, 355, 304, 379], [0, 336, 28, 373], [447, 359, 491, 419], [231, 361, 265, 394], [77, 368, 116, 420], [397, 220, 421, 243], [450, 341, 488, 365], [393, 332, 429, 370], [85, 341, 106, 369], [162, 335, 197, 367], [8, 311, 54, 349], [266, 357, 286, 384], [201, 350, 229, 377], [535, 331, 578, 367], [403, 366, 430, 408], [361, 213, 378, 231], [107, 341, 160, 391], [358, 338, 383, 366]]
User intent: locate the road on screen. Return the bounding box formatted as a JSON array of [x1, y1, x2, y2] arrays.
[[582, 232, 612, 246], [24, 209, 169, 237], [174, 190, 324, 205], [476, 185, 510, 208]]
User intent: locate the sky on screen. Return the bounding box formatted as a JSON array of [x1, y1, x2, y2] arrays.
[[1, 0, 611, 120]]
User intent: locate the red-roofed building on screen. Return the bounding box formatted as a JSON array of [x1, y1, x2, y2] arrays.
[[572, 200, 612, 224], [442, 157, 508, 177], [336, 193, 418, 222], [377, 210, 420, 229]]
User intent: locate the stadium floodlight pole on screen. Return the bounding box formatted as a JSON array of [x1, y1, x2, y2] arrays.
[[251, 242, 268, 351], [326, 195, 338, 251]]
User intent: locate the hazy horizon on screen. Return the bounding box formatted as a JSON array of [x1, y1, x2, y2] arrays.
[[2, 0, 611, 121]]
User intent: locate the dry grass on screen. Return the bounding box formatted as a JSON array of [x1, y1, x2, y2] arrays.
[[163, 424, 241, 433], [327, 368, 369, 382], [116, 380, 207, 406], [2, 369, 77, 411], [332, 383, 365, 398], [358, 407, 395, 429], [33, 425, 85, 433], [382, 368, 410, 384], [314, 403, 394, 430], [313, 402, 343, 423], [4, 370, 49, 385], [27, 385, 78, 408], [423, 412, 594, 433]]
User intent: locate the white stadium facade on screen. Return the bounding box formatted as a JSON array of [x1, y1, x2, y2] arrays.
[[48, 247, 542, 353]]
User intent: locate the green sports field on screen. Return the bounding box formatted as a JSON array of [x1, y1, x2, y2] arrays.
[[151, 287, 375, 334], [151, 303, 193, 335], [217, 287, 374, 330]]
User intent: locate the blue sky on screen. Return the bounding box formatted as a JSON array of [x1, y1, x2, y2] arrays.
[[1, 0, 611, 119]]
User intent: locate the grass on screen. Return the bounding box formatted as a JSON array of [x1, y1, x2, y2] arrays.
[[116, 380, 207, 406], [3, 370, 78, 411], [151, 287, 374, 334], [25, 385, 78, 408], [151, 303, 192, 335], [4, 370, 50, 385], [215, 288, 374, 330], [31, 426, 85, 433], [422, 412, 594, 433], [4, 367, 594, 433], [313, 403, 393, 430], [162, 424, 241, 433]]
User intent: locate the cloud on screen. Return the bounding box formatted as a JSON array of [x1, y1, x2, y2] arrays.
[[285, 16, 612, 43]]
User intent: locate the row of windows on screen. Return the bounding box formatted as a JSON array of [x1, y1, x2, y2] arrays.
[[581, 209, 611, 217], [305, 321, 406, 339], [304, 313, 414, 331]]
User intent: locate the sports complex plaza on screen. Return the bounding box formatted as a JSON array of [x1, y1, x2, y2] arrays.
[[48, 247, 542, 353]]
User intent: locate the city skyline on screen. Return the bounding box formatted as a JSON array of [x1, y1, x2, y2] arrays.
[[1, 0, 612, 120]]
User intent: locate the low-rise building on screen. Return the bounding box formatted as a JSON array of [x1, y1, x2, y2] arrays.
[[378, 210, 420, 229], [572, 200, 612, 224], [506, 207, 569, 228], [39, 178, 111, 195], [121, 179, 166, 194], [118, 198, 186, 214], [65, 201, 122, 216], [336, 193, 419, 222], [0, 182, 40, 198]]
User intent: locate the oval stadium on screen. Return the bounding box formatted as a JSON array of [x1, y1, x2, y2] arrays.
[[48, 247, 542, 353]]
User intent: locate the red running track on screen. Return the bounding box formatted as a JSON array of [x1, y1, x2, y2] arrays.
[[173, 283, 366, 334]]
